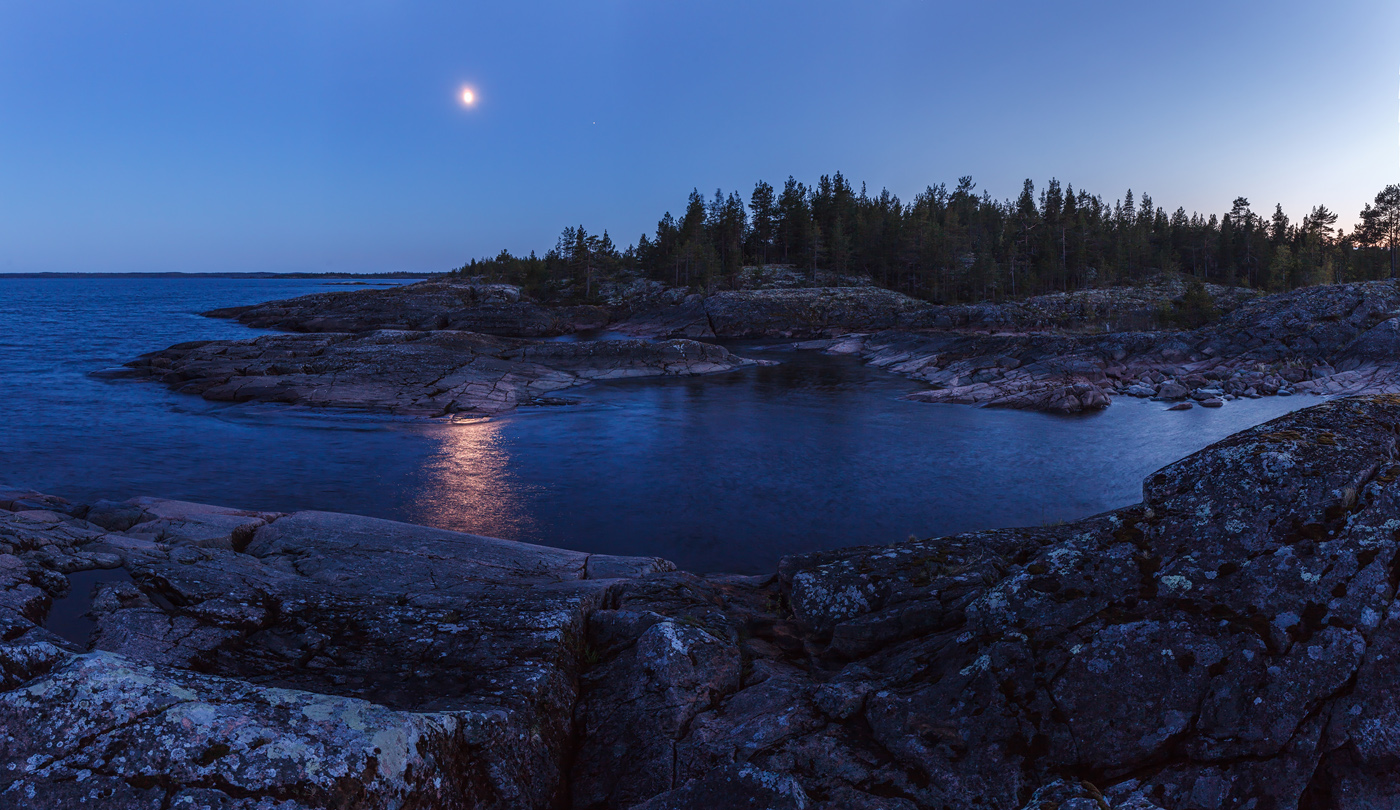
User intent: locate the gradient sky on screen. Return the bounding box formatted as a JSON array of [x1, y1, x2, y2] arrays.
[[1, 1, 1398, 274]]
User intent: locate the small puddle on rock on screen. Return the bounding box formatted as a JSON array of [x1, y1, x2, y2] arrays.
[[46, 567, 133, 647]]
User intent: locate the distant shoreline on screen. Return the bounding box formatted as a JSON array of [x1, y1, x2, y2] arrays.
[[0, 271, 435, 279]]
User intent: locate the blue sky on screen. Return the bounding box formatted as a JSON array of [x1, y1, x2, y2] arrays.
[[1, 1, 1397, 273]]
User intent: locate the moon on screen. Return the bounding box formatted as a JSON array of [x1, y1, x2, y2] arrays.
[[460, 87, 476, 106]]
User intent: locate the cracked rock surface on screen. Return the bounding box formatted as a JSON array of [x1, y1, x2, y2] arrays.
[[122, 330, 755, 415], [9, 396, 1400, 807], [0, 493, 672, 809]]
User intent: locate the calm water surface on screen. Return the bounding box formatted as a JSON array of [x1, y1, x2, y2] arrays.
[[0, 276, 1320, 573]]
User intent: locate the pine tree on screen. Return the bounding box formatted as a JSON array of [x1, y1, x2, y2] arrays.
[[1270, 203, 1291, 247], [1303, 205, 1338, 242], [1360, 185, 1400, 279], [776, 177, 811, 266], [748, 181, 776, 267]]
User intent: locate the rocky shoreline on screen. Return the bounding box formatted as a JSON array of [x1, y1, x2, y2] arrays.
[[122, 331, 757, 416], [5, 396, 1400, 808], [180, 276, 1400, 416], [203, 274, 1255, 341], [797, 281, 1400, 414]]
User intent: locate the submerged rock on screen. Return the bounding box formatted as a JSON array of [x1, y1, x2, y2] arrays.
[[123, 331, 755, 415], [10, 396, 1400, 807]]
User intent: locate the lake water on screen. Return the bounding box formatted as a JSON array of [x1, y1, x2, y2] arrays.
[[0, 276, 1320, 573]]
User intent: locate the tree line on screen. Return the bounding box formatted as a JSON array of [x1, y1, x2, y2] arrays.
[[455, 175, 1400, 304]]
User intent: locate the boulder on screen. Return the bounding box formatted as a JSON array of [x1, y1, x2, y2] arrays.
[[1155, 381, 1191, 400]]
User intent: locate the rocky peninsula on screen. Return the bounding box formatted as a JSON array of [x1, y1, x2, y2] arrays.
[[5, 396, 1400, 808], [181, 275, 1400, 416], [124, 331, 755, 416]]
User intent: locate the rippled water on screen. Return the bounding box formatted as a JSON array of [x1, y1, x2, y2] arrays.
[[0, 276, 1321, 573]]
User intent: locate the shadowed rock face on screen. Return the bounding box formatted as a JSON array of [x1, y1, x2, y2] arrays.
[[122, 330, 756, 415], [9, 397, 1400, 807]]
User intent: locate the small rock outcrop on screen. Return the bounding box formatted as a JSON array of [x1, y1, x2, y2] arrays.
[[9, 396, 1400, 807], [122, 331, 755, 415]]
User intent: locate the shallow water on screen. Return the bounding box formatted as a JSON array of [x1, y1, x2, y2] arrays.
[[47, 567, 133, 645], [0, 276, 1321, 573]]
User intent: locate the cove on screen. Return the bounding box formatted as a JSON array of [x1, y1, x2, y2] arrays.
[[0, 276, 1319, 573]]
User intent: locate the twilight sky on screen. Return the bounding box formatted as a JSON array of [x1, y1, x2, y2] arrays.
[[1, 1, 1397, 274]]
